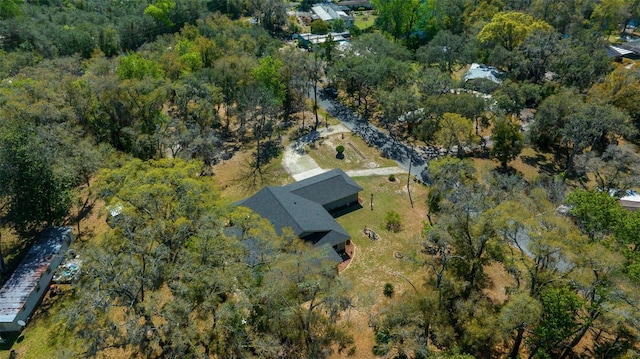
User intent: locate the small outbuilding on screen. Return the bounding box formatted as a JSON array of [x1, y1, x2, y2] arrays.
[[607, 45, 638, 61], [0, 227, 74, 333], [296, 31, 351, 48]]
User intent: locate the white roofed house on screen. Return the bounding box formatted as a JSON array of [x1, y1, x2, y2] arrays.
[[618, 190, 640, 211], [296, 31, 351, 48], [311, 3, 355, 28], [463, 63, 505, 84], [0, 227, 74, 333]]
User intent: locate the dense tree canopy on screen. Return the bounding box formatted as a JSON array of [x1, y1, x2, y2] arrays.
[[63, 158, 354, 357], [477, 11, 553, 52], [2, 0, 640, 357]]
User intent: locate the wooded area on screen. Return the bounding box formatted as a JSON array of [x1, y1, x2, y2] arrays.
[[1, 0, 640, 357]]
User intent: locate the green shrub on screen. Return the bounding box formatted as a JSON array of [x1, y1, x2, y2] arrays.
[[388, 174, 396, 182], [336, 145, 345, 153], [383, 283, 394, 297], [385, 210, 402, 232]]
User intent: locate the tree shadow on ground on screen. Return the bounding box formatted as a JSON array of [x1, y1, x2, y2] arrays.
[[521, 153, 559, 174], [68, 196, 98, 242]]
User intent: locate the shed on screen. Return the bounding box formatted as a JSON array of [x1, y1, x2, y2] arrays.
[[618, 39, 640, 57], [607, 45, 639, 60]]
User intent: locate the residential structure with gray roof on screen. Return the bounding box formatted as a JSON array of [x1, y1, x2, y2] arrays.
[[236, 169, 362, 262]]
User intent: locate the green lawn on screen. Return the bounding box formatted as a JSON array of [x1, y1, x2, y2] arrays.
[[0, 288, 78, 359], [353, 11, 376, 30], [337, 175, 430, 298], [306, 132, 397, 171]]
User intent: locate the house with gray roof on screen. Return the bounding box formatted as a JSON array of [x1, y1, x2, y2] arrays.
[[236, 169, 362, 262]]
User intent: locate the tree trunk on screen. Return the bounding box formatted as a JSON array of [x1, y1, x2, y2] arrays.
[[407, 144, 414, 208], [313, 85, 319, 130], [559, 315, 598, 358], [0, 232, 7, 274], [508, 325, 525, 359], [424, 322, 430, 349]]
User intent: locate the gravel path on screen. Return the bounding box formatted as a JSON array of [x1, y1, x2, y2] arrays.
[[345, 167, 407, 177]]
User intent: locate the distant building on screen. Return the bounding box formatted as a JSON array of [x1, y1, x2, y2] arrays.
[[311, 3, 355, 28], [337, 0, 374, 10], [611, 40, 640, 60], [296, 31, 351, 48], [607, 45, 636, 60], [0, 227, 74, 333], [619, 190, 640, 212], [463, 63, 505, 84]]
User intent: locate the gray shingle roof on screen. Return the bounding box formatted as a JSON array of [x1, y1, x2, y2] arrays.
[[237, 186, 350, 248], [284, 168, 363, 207], [236, 169, 361, 260]]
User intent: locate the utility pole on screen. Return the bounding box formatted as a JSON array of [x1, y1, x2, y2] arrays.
[[407, 142, 414, 208]]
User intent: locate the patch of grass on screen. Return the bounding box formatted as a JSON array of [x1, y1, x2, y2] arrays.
[[472, 146, 547, 184], [307, 133, 397, 171], [0, 287, 79, 359], [514, 146, 556, 181], [353, 11, 376, 29], [0, 230, 28, 285], [212, 148, 292, 202], [317, 107, 340, 127], [336, 175, 429, 298], [452, 63, 471, 82]]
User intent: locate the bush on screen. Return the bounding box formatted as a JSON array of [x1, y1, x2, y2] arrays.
[[463, 78, 500, 94], [310, 19, 329, 35], [383, 283, 394, 297], [385, 210, 402, 232], [388, 174, 396, 182], [336, 145, 345, 153]]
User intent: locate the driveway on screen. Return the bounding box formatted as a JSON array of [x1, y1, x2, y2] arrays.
[[314, 88, 437, 182], [281, 124, 410, 181]]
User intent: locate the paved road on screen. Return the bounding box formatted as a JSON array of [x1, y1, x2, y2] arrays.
[[313, 88, 435, 183]]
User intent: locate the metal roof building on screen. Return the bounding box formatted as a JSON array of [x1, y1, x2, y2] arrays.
[[463, 63, 504, 84], [0, 227, 73, 332], [311, 4, 355, 27]]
